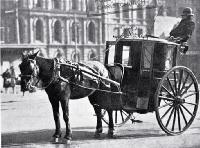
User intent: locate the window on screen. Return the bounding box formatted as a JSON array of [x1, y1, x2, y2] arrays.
[[72, 22, 80, 43], [72, 0, 79, 10], [88, 50, 96, 60], [0, 27, 5, 43], [53, 0, 60, 9], [137, 5, 143, 23], [54, 21, 62, 42], [19, 19, 26, 43], [142, 43, 153, 69], [114, 4, 120, 18], [88, 22, 95, 43], [122, 46, 130, 65], [88, 0, 95, 11], [36, 0, 42, 7], [123, 5, 129, 19], [36, 20, 43, 42], [107, 45, 115, 65], [71, 52, 80, 62]]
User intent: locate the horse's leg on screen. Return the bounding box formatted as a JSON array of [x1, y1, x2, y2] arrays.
[[49, 98, 62, 140], [88, 95, 103, 138], [60, 96, 72, 143], [93, 105, 103, 138], [107, 109, 114, 138]]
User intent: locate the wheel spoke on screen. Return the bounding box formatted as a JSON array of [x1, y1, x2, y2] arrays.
[[159, 95, 174, 101], [161, 105, 173, 119], [181, 82, 194, 95], [177, 107, 181, 131], [182, 92, 197, 100], [180, 104, 194, 117], [172, 108, 176, 131], [115, 111, 117, 124], [167, 77, 176, 96], [180, 73, 189, 93], [183, 101, 197, 106], [165, 108, 175, 127], [179, 106, 188, 125], [122, 110, 129, 116], [120, 110, 125, 122], [162, 86, 176, 99], [173, 71, 178, 94], [178, 69, 183, 93], [158, 102, 173, 109]]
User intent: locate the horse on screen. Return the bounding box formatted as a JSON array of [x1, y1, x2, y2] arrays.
[[19, 51, 116, 144]]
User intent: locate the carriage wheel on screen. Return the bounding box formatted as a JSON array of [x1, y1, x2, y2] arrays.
[[101, 109, 133, 127], [155, 66, 199, 135]]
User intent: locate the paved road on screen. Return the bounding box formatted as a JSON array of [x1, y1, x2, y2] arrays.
[[1, 91, 200, 148]]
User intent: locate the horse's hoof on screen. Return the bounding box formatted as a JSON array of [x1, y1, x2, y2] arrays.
[[94, 132, 101, 138], [62, 138, 71, 144], [107, 129, 115, 138], [51, 137, 60, 143], [95, 127, 103, 133]]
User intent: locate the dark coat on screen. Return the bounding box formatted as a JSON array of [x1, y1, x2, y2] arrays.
[[170, 18, 195, 42], [2, 70, 11, 88]]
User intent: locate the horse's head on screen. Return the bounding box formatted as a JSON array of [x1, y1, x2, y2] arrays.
[[19, 51, 40, 92]]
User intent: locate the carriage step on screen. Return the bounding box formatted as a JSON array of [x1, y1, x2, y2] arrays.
[[123, 105, 138, 111]]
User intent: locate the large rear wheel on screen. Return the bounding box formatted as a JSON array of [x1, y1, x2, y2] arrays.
[[155, 66, 199, 135]]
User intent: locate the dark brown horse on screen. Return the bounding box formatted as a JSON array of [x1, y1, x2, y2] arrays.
[[19, 51, 116, 144]]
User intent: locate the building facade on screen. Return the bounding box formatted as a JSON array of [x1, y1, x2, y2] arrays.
[[1, 0, 156, 66]]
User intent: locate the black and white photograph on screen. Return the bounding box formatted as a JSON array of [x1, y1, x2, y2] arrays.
[[1, 0, 200, 147]]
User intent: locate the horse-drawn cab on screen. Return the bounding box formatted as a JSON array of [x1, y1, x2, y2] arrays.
[[104, 37, 199, 134]]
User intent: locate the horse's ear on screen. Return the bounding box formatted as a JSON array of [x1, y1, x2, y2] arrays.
[[21, 51, 26, 60], [29, 50, 40, 59]]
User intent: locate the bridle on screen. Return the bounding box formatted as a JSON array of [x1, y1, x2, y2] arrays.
[[20, 58, 40, 92]]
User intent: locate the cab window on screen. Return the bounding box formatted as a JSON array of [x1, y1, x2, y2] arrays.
[[122, 46, 130, 65], [107, 45, 116, 65]]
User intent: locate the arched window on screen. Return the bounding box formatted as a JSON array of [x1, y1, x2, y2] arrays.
[[72, 0, 79, 10], [19, 18, 25, 43], [123, 5, 129, 19], [72, 22, 80, 43], [54, 21, 62, 42], [71, 52, 80, 62], [36, 20, 43, 42], [114, 4, 120, 18], [53, 0, 60, 9], [56, 49, 64, 58], [88, 0, 95, 11], [36, 0, 42, 7], [137, 5, 143, 23], [88, 22, 95, 43], [88, 50, 96, 60]]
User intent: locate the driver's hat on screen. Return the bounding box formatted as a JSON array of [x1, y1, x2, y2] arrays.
[[181, 7, 194, 16]]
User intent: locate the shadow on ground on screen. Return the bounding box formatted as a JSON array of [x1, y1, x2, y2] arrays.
[[2, 126, 165, 147]]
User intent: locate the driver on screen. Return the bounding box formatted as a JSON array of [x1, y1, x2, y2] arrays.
[[169, 7, 195, 43]]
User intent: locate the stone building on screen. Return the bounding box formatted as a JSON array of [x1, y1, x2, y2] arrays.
[[0, 0, 156, 76]]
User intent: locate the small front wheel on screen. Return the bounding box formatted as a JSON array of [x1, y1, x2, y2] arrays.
[[102, 109, 133, 127], [155, 66, 199, 135]]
